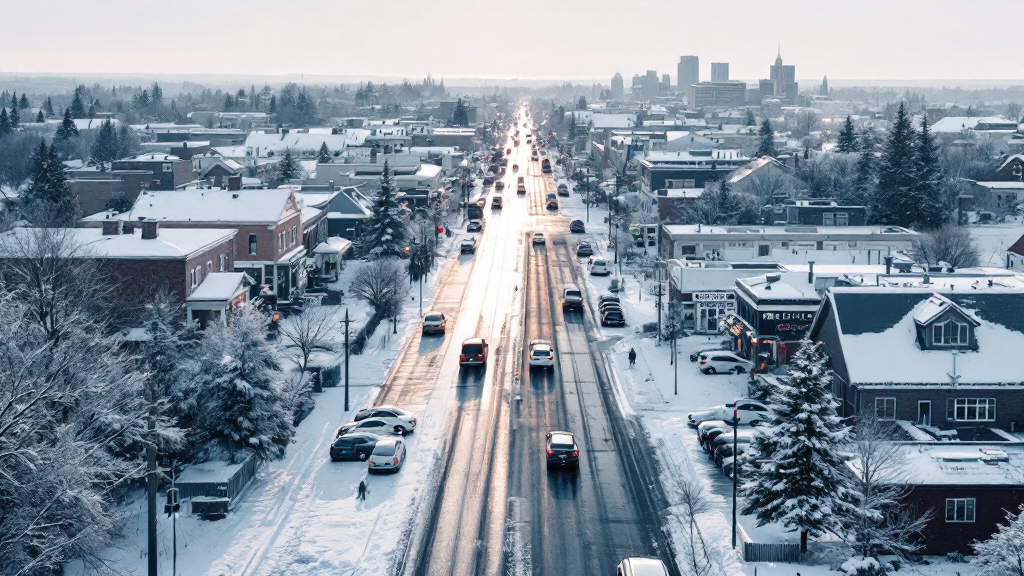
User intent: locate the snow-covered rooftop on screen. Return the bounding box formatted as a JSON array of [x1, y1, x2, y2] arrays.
[[846, 444, 1024, 486], [0, 227, 236, 260], [930, 116, 1016, 133], [84, 188, 299, 224], [663, 224, 918, 239], [187, 272, 253, 302]]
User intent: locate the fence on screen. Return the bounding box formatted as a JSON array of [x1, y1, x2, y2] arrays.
[[738, 522, 802, 562], [176, 454, 261, 503]]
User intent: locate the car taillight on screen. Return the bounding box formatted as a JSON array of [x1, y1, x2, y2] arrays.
[[547, 450, 553, 456], [572, 450, 579, 457], [369, 459, 375, 466], [460, 355, 467, 361], [393, 457, 399, 465], [699, 359, 707, 364]]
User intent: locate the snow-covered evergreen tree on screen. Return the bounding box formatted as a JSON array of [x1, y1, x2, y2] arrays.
[[18, 92, 29, 109], [360, 160, 410, 259], [22, 142, 75, 224], [9, 94, 19, 127], [869, 102, 918, 227], [90, 118, 120, 163], [35, 109, 44, 123], [741, 340, 856, 553], [69, 85, 87, 118], [198, 306, 294, 463], [449, 97, 469, 126], [0, 108, 10, 136], [756, 119, 776, 158], [55, 107, 79, 141], [277, 149, 298, 182], [837, 116, 859, 153], [973, 504, 1024, 576], [44, 96, 54, 116], [317, 141, 332, 164], [912, 115, 946, 230]]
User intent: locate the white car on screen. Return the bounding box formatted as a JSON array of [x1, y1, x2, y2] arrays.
[[421, 312, 446, 335], [352, 405, 418, 434], [687, 399, 770, 427], [589, 258, 611, 276], [697, 351, 754, 375], [528, 339, 555, 369], [532, 232, 546, 245], [368, 438, 406, 473]]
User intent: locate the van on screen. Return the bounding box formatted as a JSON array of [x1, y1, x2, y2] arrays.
[[615, 557, 669, 576], [517, 176, 527, 195]]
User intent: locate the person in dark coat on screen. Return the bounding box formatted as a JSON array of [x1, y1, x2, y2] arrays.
[[357, 479, 367, 502], [628, 348, 637, 367]]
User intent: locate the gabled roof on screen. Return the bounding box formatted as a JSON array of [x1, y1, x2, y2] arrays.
[[1007, 232, 1024, 257], [113, 188, 299, 224], [187, 272, 254, 302], [0, 227, 236, 260], [996, 154, 1024, 173], [726, 156, 789, 185], [912, 293, 980, 326]]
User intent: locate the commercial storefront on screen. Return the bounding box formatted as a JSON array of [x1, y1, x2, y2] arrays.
[[692, 291, 736, 333]]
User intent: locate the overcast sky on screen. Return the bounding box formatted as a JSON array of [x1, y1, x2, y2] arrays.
[[1, 0, 1019, 83]]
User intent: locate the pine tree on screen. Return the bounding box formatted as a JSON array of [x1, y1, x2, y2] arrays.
[[23, 142, 76, 224], [18, 93, 29, 109], [972, 504, 1024, 576], [869, 102, 919, 227], [745, 109, 757, 126], [86, 102, 95, 119], [449, 97, 469, 127], [295, 91, 318, 125], [35, 109, 44, 123], [117, 124, 134, 158], [756, 119, 777, 157], [836, 116, 859, 153], [70, 86, 87, 118], [277, 149, 298, 182], [55, 108, 79, 141], [268, 94, 277, 114], [91, 118, 120, 163], [44, 96, 54, 116], [913, 115, 946, 230], [576, 96, 588, 110], [9, 94, 19, 127], [0, 108, 9, 136], [742, 341, 856, 553], [360, 160, 410, 259], [317, 142, 332, 164], [223, 94, 235, 111], [199, 306, 294, 463], [150, 82, 163, 104]]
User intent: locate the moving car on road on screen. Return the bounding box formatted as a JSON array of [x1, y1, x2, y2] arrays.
[[460, 237, 478, 254], [569, 219, 585, 233], [368, 438, 406, 474], [687, 399, 770, 427], [545, 431, 579, 470], [532, 231, 546, 245], [421, 312, 447, 335], [466, 220, 484, 232], [561, 286, 584, 311], [576, 241, 594, 257], [528, 339, 555, 370], [517, 176, 526, 194], [494, 181, 505, 191], [616, 557, 670, 576], [459, 338, 489, 367], [491, 195, 503, 209], [352, 405, 418, 434], [589, 259, 610, 276], [546, 199, 558, 211], [697, 351, 753, 375]]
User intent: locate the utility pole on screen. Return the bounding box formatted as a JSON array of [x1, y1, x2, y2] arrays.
[[585, 169, 591, 223], [673, 335, 678, 395], [343, 309, 350, 412], [732, 408, 739, 548], [146, 385, 157, 576], [655, 264, 663, 346]]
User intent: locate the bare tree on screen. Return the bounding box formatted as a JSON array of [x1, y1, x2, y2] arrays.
[[676, 478, 727, 576], [278, 303, 337, 372], [348, 259, 408, 316], [735, 166, 800, 206], [913, 225, 981, 269], [844, 408, 934, 560]]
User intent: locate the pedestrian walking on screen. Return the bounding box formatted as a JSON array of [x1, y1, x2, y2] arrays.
[[628, 347, 637, 367], [357, 478, 367, 502]]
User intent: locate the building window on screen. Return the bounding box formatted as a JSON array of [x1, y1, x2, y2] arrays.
[[932, 320, 968, 346], [875, 398, 896, 420], [758, 245, 770, 257], [207, 261, 213, 272], [836, 213, 849, 226], [666, 178, 696, 189], [947, 398, 996, 422], [249, 234, 257, 255], [190, 268, 196, 288], [824, 213, 834, 226], [291, 225, 297, 246], [279, 232, 285, 252], [945, 498, 975, 523], [219, 254, 226, 271]]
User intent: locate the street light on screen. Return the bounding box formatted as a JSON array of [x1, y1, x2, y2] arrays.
[[731, 408, 739, 549]]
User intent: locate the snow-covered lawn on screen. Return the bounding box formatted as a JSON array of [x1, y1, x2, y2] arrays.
[[968, 221, 1024, 267]]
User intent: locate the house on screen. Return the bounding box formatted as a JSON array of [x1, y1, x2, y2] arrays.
[[185, 272, 255, 328], [727, 156, 801, 204], [294, 187, 371, 241], [1007, 232, 1024, 270], [846, 444, 1024, 555], [0, 222, 237, 323], [111, 154, 197, 191], [763, 200, 868, 227], [965, 155, 1024, 218], [808, 280, 1024, 430], [83, 188, 306, 299], [637, 150, 750, 201], [193, 154, 247, 189]]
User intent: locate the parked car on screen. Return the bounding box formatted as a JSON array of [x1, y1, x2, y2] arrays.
[[492, 195, 503, 209], [687, 399, 770, 427], [352, 406, 418, 434], [466, 220, 484, 233], [561, 286, 584, 311], [335, 418, 401, 437], [460, 237, 478, 254], [532, 231, 545, 245], [598, 301, 622, 314], [569, 220, 585, 233], [601, 309, 626, 327], [329, 433, 384, 462], [528, 339, 555, 370], [546, 199, 559, 211], [589, 259, 611, 276], [689, 340, 733, 362], [422, 312, 447, 335], [598, 294, 620, 307], [513, 163, 519, 171], [459, 338, 489, 367], [557, 183, 570, 197], [696, 420, 730, 447], [545, 430, 579, 470], [576, 242, 594, 257], [712, 439, 751, 466], [616, 557, 670, 576], [708, 430, 755, 456], [368, 438, 406, 474], [697, 351, 753, 375]]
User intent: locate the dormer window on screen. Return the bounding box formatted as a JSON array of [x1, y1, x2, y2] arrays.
[[932, 320, 968, 346]]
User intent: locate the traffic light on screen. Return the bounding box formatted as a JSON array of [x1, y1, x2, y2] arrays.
[[164, 488, 180, 518]]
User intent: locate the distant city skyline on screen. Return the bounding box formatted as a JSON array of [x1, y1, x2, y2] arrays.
[[0, 0, 1021, 83]]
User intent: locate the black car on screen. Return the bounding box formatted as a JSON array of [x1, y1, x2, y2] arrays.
[[598, 295, 620, 307], [601, 309, 626, 327], [467, 220, 484, 232], [546, 199, 559, 211], [546, 430, 579, 470], [599, 302, 622, 315], [329, 433, 383, 462], [576, 242, 594, 257], [569, 220, 585, 233]]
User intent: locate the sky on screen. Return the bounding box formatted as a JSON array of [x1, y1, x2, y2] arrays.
[[1, 0, 1021, 84]]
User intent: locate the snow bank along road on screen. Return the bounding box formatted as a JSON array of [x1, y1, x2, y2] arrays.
[[397, 111, 680, 576]]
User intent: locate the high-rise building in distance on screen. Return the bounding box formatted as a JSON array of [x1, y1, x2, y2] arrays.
[[769, 49, 798, 104], [642, 70, 659, 101], [611, 72, 624, 98], [678, 56, 699, 95], [711, 62, 729, 82]]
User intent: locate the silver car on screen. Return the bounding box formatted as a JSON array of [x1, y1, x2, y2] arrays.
[[368, 438, 406, 474]]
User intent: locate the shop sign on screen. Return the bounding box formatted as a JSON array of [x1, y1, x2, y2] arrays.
[[693, 292, 732, 302]]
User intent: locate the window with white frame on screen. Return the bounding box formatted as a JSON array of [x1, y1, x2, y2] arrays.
[[932, 320, 968, 346], [665, 179, 696, 189], [190, 268, 196, 287], [947, 398, 996, 422], [875, 397, 896, 420], [291, 226, 297, 246], [945, 498, 975, 522], [279, 232, 285, 252], [249, 234, 257, 255], [219, 254, 226, 272]]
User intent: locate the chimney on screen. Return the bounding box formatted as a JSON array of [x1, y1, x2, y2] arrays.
[[808, 261, 815, 285], [329, 179, 335, 191], [884, 255, 893, 275], [141, 220, 159, 240], [923, 272, 930, 284], [228, 174, 242, 191], [102, 219, 122, 236]]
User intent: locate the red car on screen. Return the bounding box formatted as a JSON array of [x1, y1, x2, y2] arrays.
[[459, 338, 489, 367]]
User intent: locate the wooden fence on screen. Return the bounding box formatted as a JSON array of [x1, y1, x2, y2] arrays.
[[738, 521, 802, 562], [176, 454, 261, 503]]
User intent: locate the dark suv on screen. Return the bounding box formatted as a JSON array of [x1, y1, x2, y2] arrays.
[[329, 433, 383, 462], [546, 431, 579, 470]]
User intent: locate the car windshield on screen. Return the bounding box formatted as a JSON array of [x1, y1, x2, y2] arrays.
[[532, 349, 550, 356], [565, 290, 581, 298], [463, 344, 483, 354], [425, 315, 442, 322], [373, 442, 397, 456]]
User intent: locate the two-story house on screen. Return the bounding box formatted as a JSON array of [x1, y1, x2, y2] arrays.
[[111, 153, 197, 191], [84, 188, 306, 299]]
